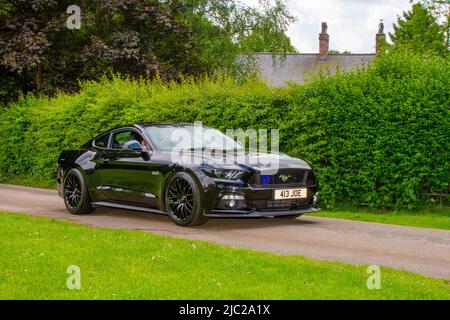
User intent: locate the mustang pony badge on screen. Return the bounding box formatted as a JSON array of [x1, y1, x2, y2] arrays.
[[279, 174, 292, 182]]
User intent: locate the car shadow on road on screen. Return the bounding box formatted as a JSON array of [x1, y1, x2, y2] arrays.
[[90, 207, 320, 231], [203, 217, 320, 231]]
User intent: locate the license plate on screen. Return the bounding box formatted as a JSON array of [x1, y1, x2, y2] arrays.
[[274, 188, 307, 200]]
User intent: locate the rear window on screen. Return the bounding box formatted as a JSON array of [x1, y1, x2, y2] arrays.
[[93, 133, 110, 148]]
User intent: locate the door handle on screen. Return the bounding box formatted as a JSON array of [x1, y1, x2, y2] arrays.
[[98, 157, 110, 164]]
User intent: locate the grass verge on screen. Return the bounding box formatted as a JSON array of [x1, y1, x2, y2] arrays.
[[0, 212, 449, 300], [0, 175, 55, 190], [310, 207, 450, 231]]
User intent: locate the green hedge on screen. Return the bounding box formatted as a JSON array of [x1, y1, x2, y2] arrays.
[[0, 53, 448, 209]]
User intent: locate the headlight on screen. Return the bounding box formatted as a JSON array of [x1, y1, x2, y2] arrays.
[[203, 168, 246, 180], [214, 169, 245, 180]]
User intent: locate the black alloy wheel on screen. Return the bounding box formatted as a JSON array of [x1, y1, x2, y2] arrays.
[[165, 172, 208, 226], [168, 177, 195, 220], [63, 168, 94, 215], [64, 174, 82, 209]]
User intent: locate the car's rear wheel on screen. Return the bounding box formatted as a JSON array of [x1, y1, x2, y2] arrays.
[[63, 168, 94, 215], [165, 172, 208, 227]]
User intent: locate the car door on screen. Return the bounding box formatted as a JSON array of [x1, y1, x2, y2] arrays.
[[85, 131, 112, 199], [94, 128, 165, 208]]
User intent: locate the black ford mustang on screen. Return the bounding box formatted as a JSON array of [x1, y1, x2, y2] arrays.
[[57, 123, 319, 226]]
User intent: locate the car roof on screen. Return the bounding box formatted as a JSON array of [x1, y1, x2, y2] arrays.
[[105, 123, 196, 131], [135, 122, 203, 128]]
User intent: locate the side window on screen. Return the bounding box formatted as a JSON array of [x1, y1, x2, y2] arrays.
[[113, 131, 132, 150], [112, 130, 148, 150], [93, 133, 110, 148]]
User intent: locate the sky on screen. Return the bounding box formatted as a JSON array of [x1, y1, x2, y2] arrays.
[[242, 0, 414, 53]]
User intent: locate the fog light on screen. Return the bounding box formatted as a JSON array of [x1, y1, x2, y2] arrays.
[[216, 194, 247, 211]]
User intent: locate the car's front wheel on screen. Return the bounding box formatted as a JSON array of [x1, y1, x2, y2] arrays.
[[63, 168, 94, 215], [165, 172, 208, 227]]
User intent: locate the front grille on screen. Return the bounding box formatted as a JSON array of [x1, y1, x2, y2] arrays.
[[250, 169, 315, 186], [247, 198, 312, 211]]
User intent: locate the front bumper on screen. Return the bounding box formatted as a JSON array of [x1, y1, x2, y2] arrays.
[[206, 178, 319, 214], [205, 206, 320, 218]]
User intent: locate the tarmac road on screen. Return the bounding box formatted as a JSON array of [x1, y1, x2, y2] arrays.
[[1, 183, 449, 279]]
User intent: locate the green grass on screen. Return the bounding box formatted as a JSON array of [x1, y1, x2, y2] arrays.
[[310, 207, 450, 231], [0, 212, 449, 300], [0, 175, 55, 190]]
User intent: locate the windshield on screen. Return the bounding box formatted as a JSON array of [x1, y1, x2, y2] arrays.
[[145, 125, 244, 152]]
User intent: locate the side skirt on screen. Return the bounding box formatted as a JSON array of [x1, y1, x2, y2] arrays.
[[91, 201, 166, 215]]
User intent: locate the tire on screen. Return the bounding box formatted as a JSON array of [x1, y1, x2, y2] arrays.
[[275, 214, 302, 219], [164, 172, 208, 227], [63, 168, 94, 215]]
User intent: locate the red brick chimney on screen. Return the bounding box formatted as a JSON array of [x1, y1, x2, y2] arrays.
[[376, 19, 386, 56], [319, 22, 329, 61]]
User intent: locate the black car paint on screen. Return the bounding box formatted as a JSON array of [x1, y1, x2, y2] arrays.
[[57, 124, 320, 217]]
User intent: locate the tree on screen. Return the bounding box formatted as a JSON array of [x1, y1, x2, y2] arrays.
[[0, 0, 195, 101], [181, 0, 297, 73], [0, 0, 297, 104], [234, 0, 297, 53], [389, 3, 447, 56], [412, 0, 449, 49], [328, 49, 352, 54]]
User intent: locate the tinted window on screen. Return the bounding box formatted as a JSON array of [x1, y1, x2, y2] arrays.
[[93, 133, 110, 148], [112, 130, 147, 150], [145, 125, 244, 151]]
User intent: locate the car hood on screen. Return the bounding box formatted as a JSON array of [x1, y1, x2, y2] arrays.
[[164, 150, 311, 172]]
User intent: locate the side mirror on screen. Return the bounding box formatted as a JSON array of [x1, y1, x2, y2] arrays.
[[124, 140, 144, 151], [141, 149, 152, 161]]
